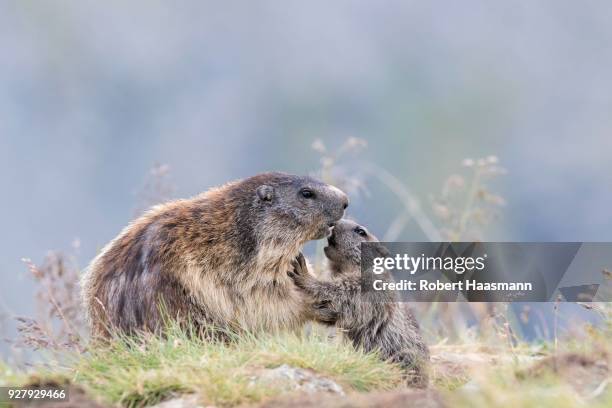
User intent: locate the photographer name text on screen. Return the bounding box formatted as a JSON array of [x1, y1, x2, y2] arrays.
[[372, 279, 533, 292]]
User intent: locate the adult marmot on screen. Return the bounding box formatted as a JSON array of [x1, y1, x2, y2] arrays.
[[289, 219, 429, 386], [81, 172, 349, 338]]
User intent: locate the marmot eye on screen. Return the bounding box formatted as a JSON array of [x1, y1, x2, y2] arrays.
[[300, 188, 315, 199], [354, 227, 367, 237]]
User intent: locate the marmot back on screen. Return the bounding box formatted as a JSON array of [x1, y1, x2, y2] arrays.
[[81, 172, 348, 338], [289, 219, 430, 387]]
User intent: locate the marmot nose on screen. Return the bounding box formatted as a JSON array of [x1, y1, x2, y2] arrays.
[[328, 185, 349, 216]]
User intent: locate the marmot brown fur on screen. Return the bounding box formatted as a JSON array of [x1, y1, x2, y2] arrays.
[[81, 172, 349, 339], [289, 219, 430, 386]]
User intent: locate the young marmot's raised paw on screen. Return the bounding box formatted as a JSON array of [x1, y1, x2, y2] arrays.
[[289, 253, 339, 325], [288, 253, 309, 289], [289, 220, 430, 387]]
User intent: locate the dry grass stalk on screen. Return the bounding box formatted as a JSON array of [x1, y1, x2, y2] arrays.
[[16, 251, 86, 353]]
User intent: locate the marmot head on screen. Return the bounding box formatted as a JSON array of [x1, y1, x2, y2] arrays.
[[245, 172, 349, 244], [324, 219, 388, 275]]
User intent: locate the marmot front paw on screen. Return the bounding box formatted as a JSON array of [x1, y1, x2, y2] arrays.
[[288, 252, 309, 288]]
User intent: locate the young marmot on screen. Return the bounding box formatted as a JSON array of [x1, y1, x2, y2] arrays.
[[81, 172, 349, 339], [289, 219, 429, 386]]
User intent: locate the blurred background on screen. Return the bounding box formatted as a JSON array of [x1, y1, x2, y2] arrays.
[[1, 1, 611, 354]]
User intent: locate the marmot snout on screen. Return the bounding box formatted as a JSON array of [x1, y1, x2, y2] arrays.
[[324, 219, 383, 274]]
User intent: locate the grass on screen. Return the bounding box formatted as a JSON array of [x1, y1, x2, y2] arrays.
[[427, 309, 612, 408], [3, 256, 612, 408], [2, 322, 610, 408], [1, 325, 404, 407], [449, 352, 609, 408]]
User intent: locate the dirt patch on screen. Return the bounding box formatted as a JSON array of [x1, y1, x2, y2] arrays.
[[429, 344, 541, 389], [247, 388, 444, 408], [12, 378, 108, 408], [517, 351, 610, 396], [30, 388, 106, 408]]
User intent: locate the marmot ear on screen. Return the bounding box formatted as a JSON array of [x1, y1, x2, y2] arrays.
[[256, 185, 274, 202]]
